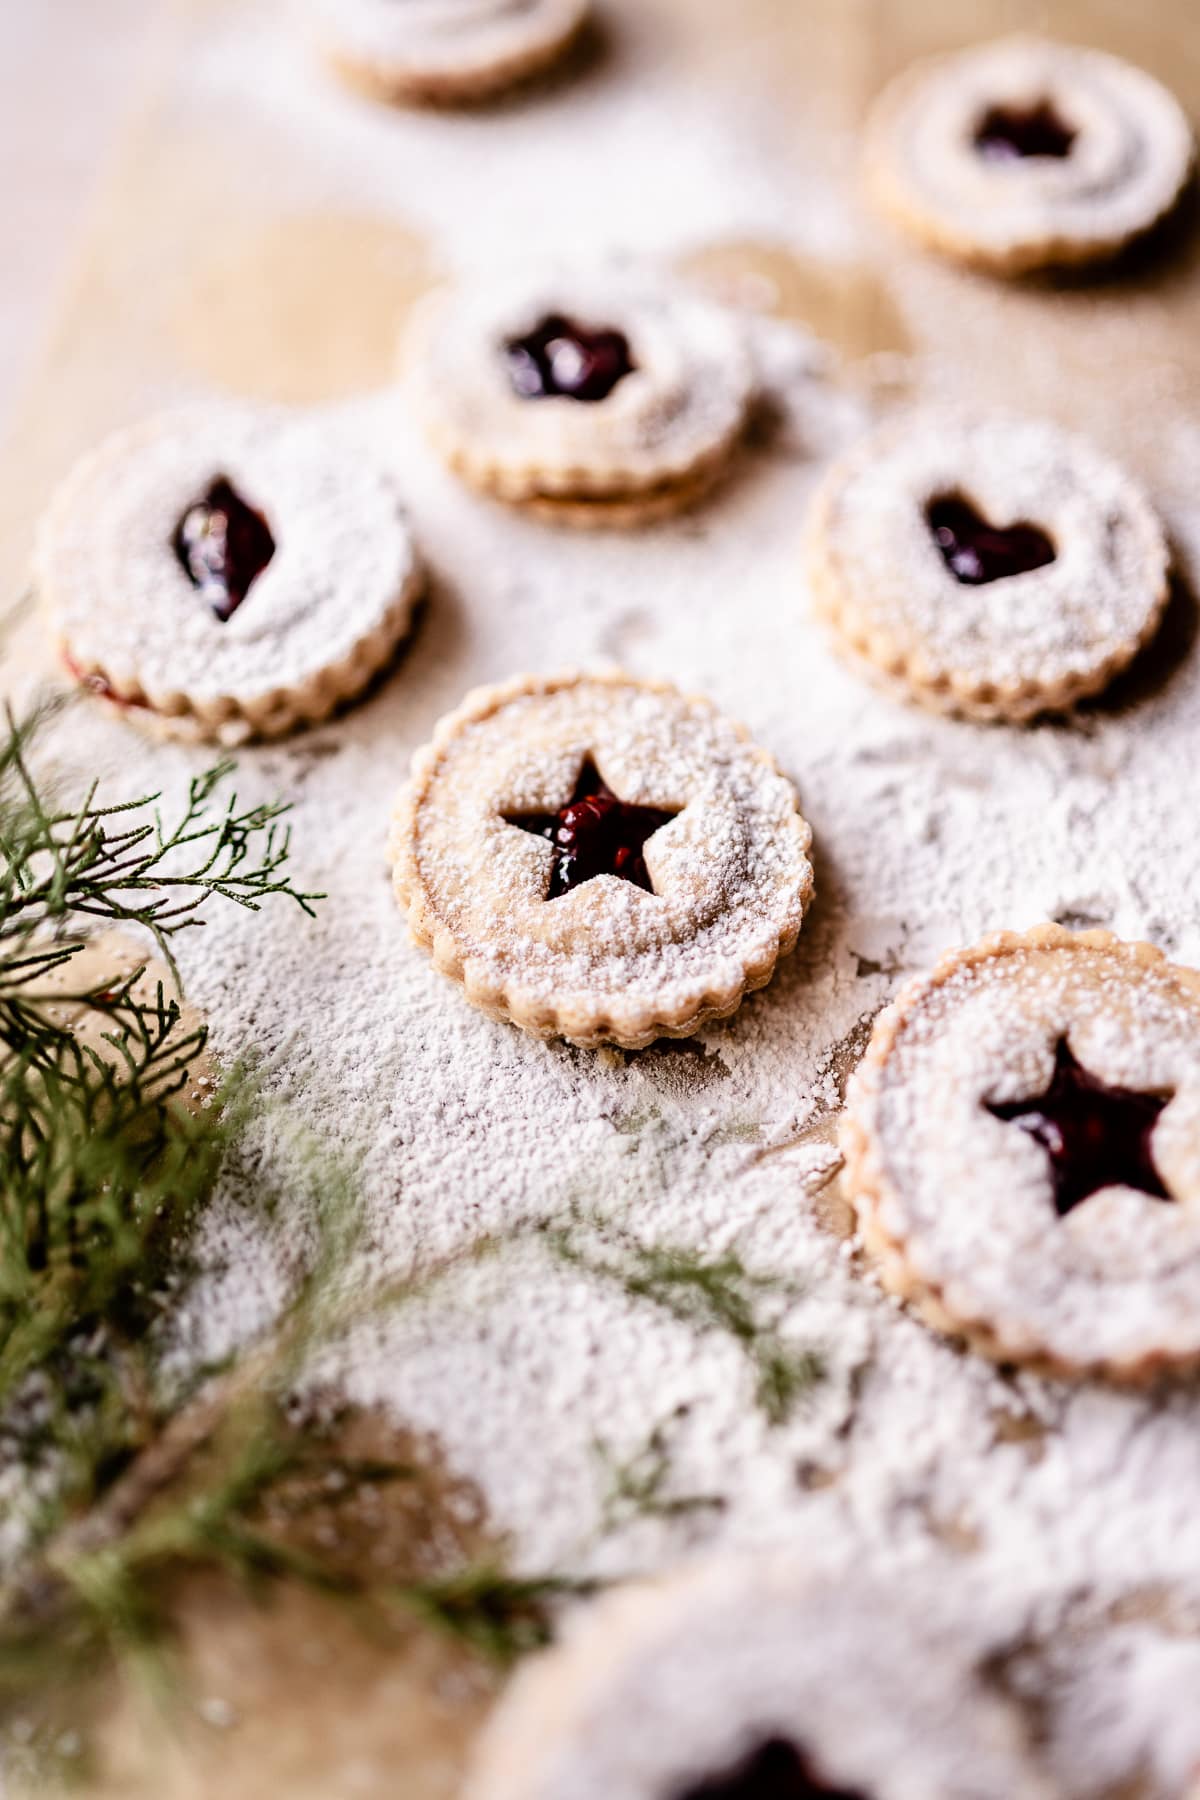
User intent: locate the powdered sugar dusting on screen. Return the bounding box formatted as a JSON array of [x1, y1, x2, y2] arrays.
[[35, 350, 1200, 1790], [8, 0, 1200, 1789]]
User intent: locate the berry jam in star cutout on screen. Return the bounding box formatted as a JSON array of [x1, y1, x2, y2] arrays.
[[927, 495, 1056, 586], [504, 314, 635, 403], [974, 99, 1077, 162], [986, 1038, 1174, 1218], [675, 1737, 870, 1800], [173, 477, 276, 622], [504, 757, 678, 899]]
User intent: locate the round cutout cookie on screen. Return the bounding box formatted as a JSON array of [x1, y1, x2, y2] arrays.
[[36, 405, 423, 746], [403, 266, 754, 526], [388, 670, 813, 1049], [864, 36, 1194, 275], [466, 1556, 1057, 1800], [804, 409, 1169, 721], [311, 0, 589, 105], [841, 926, 1200, 1381]]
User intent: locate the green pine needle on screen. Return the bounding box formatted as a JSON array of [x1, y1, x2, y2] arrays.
[[596, 1416, 725, 1532], [551, 1224, 826, 1426], [399, 1566, 597, 1667], [0, 701, 321, 984], [0, 703, 321, 1560]]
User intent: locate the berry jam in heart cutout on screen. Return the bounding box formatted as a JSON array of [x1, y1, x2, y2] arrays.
[[974, 99, 1077, 162], [173, 478, 276, 622], [675, 1737, 869, 1800], [504, 757, 678, 899], [986, 1039, 1173, 1218], [504, 314, 635, 403], [927, 496, 1056, 586]]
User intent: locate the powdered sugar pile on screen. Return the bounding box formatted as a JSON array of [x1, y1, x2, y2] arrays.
[[9, 1, 1200, 1792]]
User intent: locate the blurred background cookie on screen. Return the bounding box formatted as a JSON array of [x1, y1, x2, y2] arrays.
[[311, 0, 590, 106], [403, 265, 754, 527], [865, 37, 1194, 274]]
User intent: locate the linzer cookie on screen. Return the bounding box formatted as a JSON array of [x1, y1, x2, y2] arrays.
[[841, 926, 1200, 1381], [388, 671, 813, 1048], [36, 406, 423, 746], [403, 267, 754, 526], [466, 1556, 1057, 1800], [805, 410, 1168, 721], [312, 0, 589, 105], [865, 37, 1194, 274]]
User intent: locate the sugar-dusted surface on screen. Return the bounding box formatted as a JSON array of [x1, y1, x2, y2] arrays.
[[392, 671, 812, 1044], [406, 267, 753, 500], [808, 409, 1169, 714], [866, 36, 1195, 271], [8, 0, 1200, 1793]]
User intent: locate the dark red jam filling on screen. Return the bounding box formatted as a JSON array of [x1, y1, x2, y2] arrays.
[[927, 495, 1056, 586], [986, 1038, 1173, 1218], [62, 654, 149, 711], [172, 477, 276, 622], [974, 99, 1077, 162], [674, 1737, 869, 1800], [505, 757, 677, 899], [504, 314, 635, 403]]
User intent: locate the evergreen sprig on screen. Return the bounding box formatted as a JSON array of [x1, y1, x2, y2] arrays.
[[551, 1224, 825, 1425], [0, 703, 319, 1551], [0, 701, 319, 984], [400, 1565, 598, 1666]]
